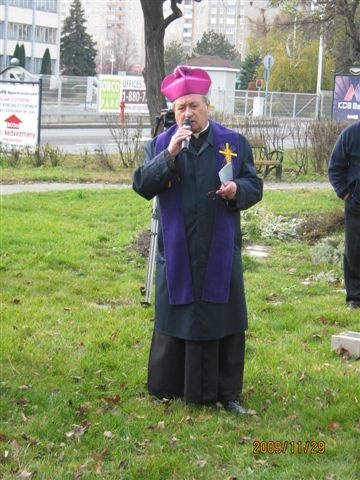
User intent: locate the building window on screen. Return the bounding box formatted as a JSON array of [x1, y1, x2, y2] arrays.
[[8, 0, 58, 12], [7, 22, 31, 41], [35, 0, 58, 13], [35, 26, 57, 44], [8, 0, 33, 9]]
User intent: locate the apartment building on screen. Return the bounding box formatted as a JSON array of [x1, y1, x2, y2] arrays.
[[164, 0, 280, 61], [0, 0, 280, 77], [60, 0, 279, 74], [60, 0, 144, 74], [0, 0, 60, 74], [98, 0, 144, 74]]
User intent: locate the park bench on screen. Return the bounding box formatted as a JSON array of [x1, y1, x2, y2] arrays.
[[250, 138, 283, 180]]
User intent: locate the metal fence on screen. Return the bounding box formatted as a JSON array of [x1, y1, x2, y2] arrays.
[[234, 90, 333, 119], [39, 74, 334, 125]]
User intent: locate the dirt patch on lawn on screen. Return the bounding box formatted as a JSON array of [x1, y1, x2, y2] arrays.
[[133, 229, 151, 258], [297, 210, 344, 244]]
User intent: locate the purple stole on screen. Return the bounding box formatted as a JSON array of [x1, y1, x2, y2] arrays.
[[155, 120, 240, 305]]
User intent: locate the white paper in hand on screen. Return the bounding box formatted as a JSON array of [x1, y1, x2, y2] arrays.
[[218, 162, 233, 183]]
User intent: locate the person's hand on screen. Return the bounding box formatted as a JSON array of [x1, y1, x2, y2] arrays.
[[167, 125, 192, 157], [216, 181, 237, 200]]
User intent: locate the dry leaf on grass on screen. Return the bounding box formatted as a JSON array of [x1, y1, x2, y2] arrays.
[[179, 416, 194, 425], [169, 436, 179, 447], [328, 421, 341, 430], [20, 411, 28, 422], [18, 470, 33, 479], [66, 421, 90, 438], [239, 436, 253, 444], [103, 394, 121, 404]]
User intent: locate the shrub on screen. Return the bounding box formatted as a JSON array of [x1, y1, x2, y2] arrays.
[[242, 206, 301, 242], [311, 235, 344, 268], [0, 147, 22, 167], [106, 115, 144, 168], [31, 143, 66, 167], [307, 119, 348, 174], [94, 145, 115, 171], [298, 210, 344, 244]]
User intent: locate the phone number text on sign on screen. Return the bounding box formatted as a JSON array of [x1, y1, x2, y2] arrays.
[[122, 89, 147, 104]]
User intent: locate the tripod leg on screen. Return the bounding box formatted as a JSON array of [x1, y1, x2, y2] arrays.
[[141, 197, 158, 307]]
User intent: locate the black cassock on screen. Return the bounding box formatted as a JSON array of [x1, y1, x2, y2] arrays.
[[133, 123, 263, 403]]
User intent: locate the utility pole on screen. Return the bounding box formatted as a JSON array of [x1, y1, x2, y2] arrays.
[[315, 27, 324, 120]]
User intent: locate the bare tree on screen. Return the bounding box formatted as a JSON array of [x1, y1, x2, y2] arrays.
[[140, 0, 202, 133], [270, 0, 360, 71], [113, 32, 138, 73]]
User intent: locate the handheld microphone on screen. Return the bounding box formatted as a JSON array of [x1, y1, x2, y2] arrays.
[[181, 118, 191, 152]]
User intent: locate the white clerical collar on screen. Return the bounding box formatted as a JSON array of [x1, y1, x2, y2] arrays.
[[192, 122, 210, 139]]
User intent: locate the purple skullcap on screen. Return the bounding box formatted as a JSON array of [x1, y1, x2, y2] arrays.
[[161, 65, 211, 101]]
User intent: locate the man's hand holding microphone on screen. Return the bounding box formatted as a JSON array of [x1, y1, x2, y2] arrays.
[[167, 118, 192, 158]]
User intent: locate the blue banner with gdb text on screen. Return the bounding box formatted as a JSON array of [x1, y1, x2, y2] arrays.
[[332, 74, 360, 122]]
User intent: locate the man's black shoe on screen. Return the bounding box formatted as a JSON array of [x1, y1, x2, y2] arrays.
[[347, 301, 360, 309], [222, 400, 247, 415]]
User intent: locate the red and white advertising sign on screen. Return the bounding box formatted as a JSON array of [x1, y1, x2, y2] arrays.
[[0, 81, 41, 151]]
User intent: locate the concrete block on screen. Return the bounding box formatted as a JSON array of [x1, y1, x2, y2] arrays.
[[331, 331, 360, 359]]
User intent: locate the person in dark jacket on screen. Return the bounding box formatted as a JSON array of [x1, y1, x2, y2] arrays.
[[328, 121, 360, 309], [133, 66, 263, 414]]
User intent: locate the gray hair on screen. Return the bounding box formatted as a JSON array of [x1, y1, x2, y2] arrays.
[[173, 94, 210, 108]]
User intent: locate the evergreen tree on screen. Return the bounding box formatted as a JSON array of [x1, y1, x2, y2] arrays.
[[12, 44, 20, 63], [60, 0, 97, 76], [18, 44, 26, 67], [40, 48, 52, 75], [164, 40, 188, 74], [193, 30, 239, 61], [239, 54, 261, 89]]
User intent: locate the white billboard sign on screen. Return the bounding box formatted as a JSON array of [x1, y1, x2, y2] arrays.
[[97, 75, 148, 113], [0, 80, 41, 151]]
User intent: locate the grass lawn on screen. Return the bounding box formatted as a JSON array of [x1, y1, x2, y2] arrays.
[[0, 147, 331, 185], [0, 183, 359, 479]]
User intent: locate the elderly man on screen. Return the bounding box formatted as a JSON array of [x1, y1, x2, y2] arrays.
[[328, 121, 360, 309], [133, 66, 263, 414]]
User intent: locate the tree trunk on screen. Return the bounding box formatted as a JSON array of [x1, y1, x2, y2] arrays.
[[140, 0, 166, 133], [140, 0, 182, 134]]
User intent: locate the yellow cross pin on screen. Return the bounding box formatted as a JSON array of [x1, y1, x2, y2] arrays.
[[219, 142, 237, 163]]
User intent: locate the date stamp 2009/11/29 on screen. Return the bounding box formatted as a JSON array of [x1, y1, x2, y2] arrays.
[[253, 440, 325, 455]]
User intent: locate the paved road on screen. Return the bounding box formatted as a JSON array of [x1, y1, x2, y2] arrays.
[[41, 127, 152, 154], [0, 182, 129, 196], [0, 181, 331, 196]]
